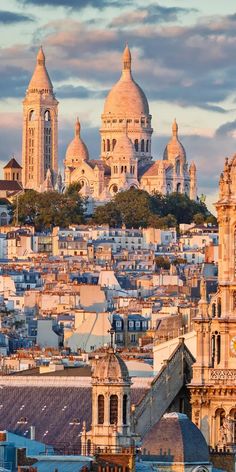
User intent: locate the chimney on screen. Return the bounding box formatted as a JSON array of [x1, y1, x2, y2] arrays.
[[30, 426, 35, 441], [0, 431, 7, 442]]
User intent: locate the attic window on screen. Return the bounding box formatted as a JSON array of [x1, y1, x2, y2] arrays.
[[17, 417, 28, 424]]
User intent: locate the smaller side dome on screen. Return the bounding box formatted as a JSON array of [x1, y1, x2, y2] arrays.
[[93, 349, 130, 384], [65, 118, 89, 165], [163, 119, 186, 164], [113, 128, 136, 161]]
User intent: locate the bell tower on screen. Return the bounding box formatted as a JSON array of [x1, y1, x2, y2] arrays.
[[82, 348, 133, 453], [190, 156, 236, 448], [22, 46, 58, 191]]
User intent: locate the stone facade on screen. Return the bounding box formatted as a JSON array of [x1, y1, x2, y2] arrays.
[[22, 47, 58, 191], [21, 45, 197, 200], [190, 157, 236, 448], [81, 349, 134, 452], [65, 46, 197, 205]]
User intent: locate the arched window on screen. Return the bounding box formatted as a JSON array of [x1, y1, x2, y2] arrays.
[[215, 408, 226, 445], [176, 160, 180, 175], [87, 439, 92, 455], [107, 139, 110, 152], [134, 139, 139, 152], [29, 110, 35, 121], [212, 303, 216, 318], [141, 139, 144, 152], [103, 139, 105, 152], [146, 140, 149, 152], [110, 394, 118, 424], [211, 334, 215, 367], [124, 166, 127, 173], [217, 298, 221, 317], [44, 110, 51, 121], [121, 166, 124, 173], [177, 182, 181, 193], [216, 334, 221, 364], [229, 409, 236, 444], [98, 395, 104, 424], [123, 394, 127, 425], [112, 139, 116, 150], [0, 212, 7, 226]]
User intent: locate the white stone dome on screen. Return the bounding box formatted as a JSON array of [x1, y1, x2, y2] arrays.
[[163, 119, 186, 163], [113, 131, 136, 160], [65, 118, 89, 164], [103, 46, 149, 117]]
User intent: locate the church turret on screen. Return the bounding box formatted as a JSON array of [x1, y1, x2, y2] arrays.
[[22, 46, 58, 191], [190, 154, 236, 448], [81, 347, 134, 454], [4, 158, 22, 183]]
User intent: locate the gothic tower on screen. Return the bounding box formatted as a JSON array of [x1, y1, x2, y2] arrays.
[[190, 156, 236, 448], [22, 47, 58, 191], [81, 348, 133, 453]]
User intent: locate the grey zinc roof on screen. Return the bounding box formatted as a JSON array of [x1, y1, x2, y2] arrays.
[[33, 457, 91, 472]]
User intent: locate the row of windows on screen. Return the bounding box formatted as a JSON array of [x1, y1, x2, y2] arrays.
[[113, 165, 136, 175], [103, 138, 150, 154], [103, 118, 150, 126], [29, 110, 51, 121], [97, 394, 127, 425], [115, 320, 148, 329]]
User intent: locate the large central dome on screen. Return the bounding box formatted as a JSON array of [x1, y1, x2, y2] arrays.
[[103, 45, 149, 116]]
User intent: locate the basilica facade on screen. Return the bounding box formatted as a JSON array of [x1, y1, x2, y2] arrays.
[[21, 45, 197, 201]]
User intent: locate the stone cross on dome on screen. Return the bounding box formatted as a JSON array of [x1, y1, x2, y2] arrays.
[[108, 327, 115, 349]]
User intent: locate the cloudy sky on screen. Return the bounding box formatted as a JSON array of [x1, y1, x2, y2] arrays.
[[1, 0, 236, 210]]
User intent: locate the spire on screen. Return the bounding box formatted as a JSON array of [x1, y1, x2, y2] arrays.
[[190, 161, 196, 173], [37, 46, 45, 65], [123, 44, 131, 71], [75, 117, 81, 137], [172, 118, 178, 137], [27, 46, 53, 93]]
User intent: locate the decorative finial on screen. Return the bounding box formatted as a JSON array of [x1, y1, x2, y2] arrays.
[[108, 327, 115, 349], [37, 46, 45, 65], [75, 117, 81, 137], [172, 118, 178, 137], [123, 44, 131, 71]]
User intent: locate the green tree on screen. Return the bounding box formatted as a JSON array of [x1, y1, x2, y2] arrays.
[[113, 188, 152, 228], [93, 202, 122, 227], [155, 256, 170, 270], [193, 213, 205, 225], [14, 189, 85, 230]]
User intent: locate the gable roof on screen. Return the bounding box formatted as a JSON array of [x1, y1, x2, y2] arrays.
[[4, 158, 22, 169]]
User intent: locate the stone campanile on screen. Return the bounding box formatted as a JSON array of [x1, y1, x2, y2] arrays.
[[81, 348, 133, 453], [22, 46, 58, 191], [190, 156, 236, 448]]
